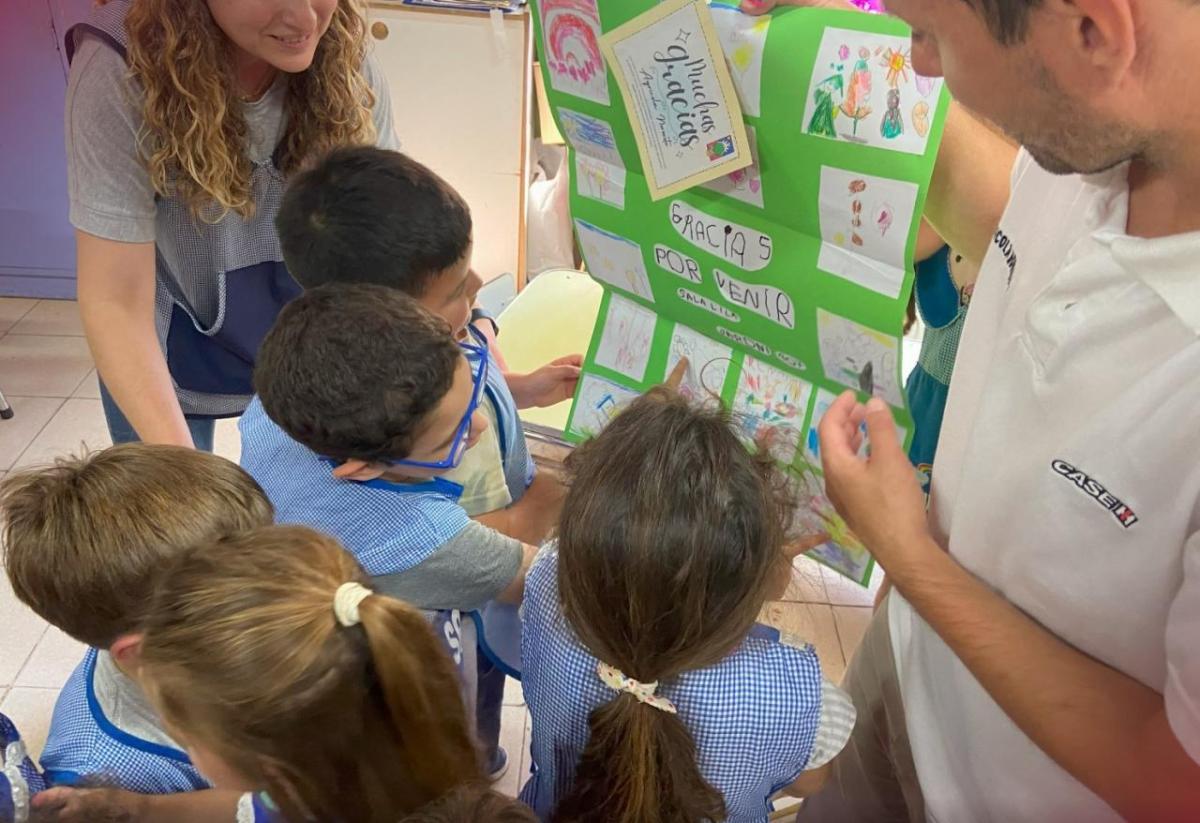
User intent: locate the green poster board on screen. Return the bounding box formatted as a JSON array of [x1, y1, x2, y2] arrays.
[[532, 0, 949, 584]]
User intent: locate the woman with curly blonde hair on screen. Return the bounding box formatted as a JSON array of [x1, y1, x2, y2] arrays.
[[65, 0, 398, 450]]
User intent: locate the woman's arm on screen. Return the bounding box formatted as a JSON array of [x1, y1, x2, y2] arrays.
[[76, 230, 194, 447]]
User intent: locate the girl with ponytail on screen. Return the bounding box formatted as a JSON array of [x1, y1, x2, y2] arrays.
[[138, 525, 530, 822], [520, 389, 857, 822]]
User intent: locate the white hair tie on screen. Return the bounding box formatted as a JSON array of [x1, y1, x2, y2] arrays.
[[333, 582, 373, 627], [596, 661, 677, 714]]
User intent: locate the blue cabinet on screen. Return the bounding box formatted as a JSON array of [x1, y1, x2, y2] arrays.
[[0, 0, 91, 298]]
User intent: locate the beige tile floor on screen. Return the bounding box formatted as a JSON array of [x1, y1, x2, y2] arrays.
[[0, 297, 883, 803]]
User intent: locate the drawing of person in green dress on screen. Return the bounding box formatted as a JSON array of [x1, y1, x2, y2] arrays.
[[807, 72, 843, 138]]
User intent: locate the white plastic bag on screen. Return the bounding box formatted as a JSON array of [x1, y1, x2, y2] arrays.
[[525, 141, 576, 278]]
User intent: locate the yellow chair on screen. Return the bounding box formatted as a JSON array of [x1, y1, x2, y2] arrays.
[[497, 269, 603, 437]]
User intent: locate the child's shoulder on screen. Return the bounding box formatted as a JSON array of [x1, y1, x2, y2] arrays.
[[41, 651, 205, 793]]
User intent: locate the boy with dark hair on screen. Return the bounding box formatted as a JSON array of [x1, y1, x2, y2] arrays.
[[243, 285, 560, 778], [275, 144, 578, 525], [270, 150, 577, 778], [246, 285, 551, 609]]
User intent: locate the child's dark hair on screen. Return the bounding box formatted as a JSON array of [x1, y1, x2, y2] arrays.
[[276, 146, 472, 296], [401, 783, 538, 823], [139, 525, 481, 823], [254, 283, 461, 462], [552, 388, 797, 823]]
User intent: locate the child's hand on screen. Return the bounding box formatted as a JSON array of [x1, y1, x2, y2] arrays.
[[32, 786, 147, 822], [507, 355, 583, 409]]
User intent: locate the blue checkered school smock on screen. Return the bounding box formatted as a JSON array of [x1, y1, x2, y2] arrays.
[[39, 650, 205, 793], [520, 549, 827, 822]]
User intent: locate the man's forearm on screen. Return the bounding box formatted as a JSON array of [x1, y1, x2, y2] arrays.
[[924, 102, 1018, 267], [889, 541, 1200, 820]]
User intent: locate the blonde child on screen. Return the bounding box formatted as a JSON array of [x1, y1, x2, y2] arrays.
[[520, 389, 856, 822], [136, 524, 533, 822], [1, 445, 274, 821]]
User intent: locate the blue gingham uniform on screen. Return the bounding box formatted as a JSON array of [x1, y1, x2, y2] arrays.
[[39, 650, 206, 793], [520, 550, 826, 822], [239, 396, 471, 576]]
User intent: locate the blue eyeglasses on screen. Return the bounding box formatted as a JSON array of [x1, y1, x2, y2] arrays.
[[390, 340, 489, 471]]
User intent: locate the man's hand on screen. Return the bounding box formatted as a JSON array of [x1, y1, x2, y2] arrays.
[[817, 392, 933, 573], [506, 355, 583, 409]]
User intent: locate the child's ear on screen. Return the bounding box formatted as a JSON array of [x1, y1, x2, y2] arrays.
[[332, 459, 388, 482], [109, 632, 144, 667]]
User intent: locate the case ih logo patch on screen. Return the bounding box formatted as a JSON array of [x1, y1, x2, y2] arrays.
[[1051, 460, 1139, 528]]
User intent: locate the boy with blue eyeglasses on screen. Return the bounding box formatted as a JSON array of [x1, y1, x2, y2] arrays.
[[240, 284, 559, 780], [256, 148, 576, 780]]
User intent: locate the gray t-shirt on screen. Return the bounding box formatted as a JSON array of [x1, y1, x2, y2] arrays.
[[66, 34, 400, 244], [64, 17, 400, 416], [372, 520, 524, 611]]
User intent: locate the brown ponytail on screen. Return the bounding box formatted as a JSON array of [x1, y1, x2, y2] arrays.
[[552, 388, 798, 823], [139, 525, 480, 823]]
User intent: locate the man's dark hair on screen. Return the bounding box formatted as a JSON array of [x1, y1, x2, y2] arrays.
[[966, 0, 1042, 45], [254, 284, 462, 463], [276, 146, 473, 296]]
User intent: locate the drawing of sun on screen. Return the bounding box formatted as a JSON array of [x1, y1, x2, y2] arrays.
[[880, 47, 911, 88]]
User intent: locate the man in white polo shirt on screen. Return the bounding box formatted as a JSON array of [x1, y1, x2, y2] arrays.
[[746, 0, 1200, 819]]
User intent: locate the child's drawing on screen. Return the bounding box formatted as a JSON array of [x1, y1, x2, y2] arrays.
[[576, 153, 626, 209], [732, 356, 813, 465], [787, 469, 873, 585], [807, 72, 843, 138], [709, 5, 771, 117], [665, 323, 733, 403], [575, 219, 655, 302], [803, 388, 840, 465], [558, 108, 622, 166], [594, 295, 657, 382], [806, 492, 873, 585], [839, 46, 873, 140], [701, 126, 764, 208], [816, 166, 919, 299], [911, 100, 931, 138], [816, 308, 903, 407], [570, 374, 640, 438], [540, 0, 609, 106], [801, 28, 942, 156]]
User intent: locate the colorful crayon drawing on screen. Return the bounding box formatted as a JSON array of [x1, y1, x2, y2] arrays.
[[710, 5, 771, 117], [802, 28, 942, 155], [816, 166, 919, 299], [807, 71, 844, 139], [540, 0, 609, 105], [733, 356, 813, 465], [803, 388, 840, 465], [558, 108, 622, 166], [576, 153, 626, 209], [784, 467, 874, 585], [594, 295, 657, 382], [702, 126, 764, 208], [570, 374, 641, 438], [816, 308, 903, 407], [575, 219, 655, 302], [665, 323, 732, 403], [839, 46, 873, 140]]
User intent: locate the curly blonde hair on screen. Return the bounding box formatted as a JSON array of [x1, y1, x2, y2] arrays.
[[125, 0, 377, 221]]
